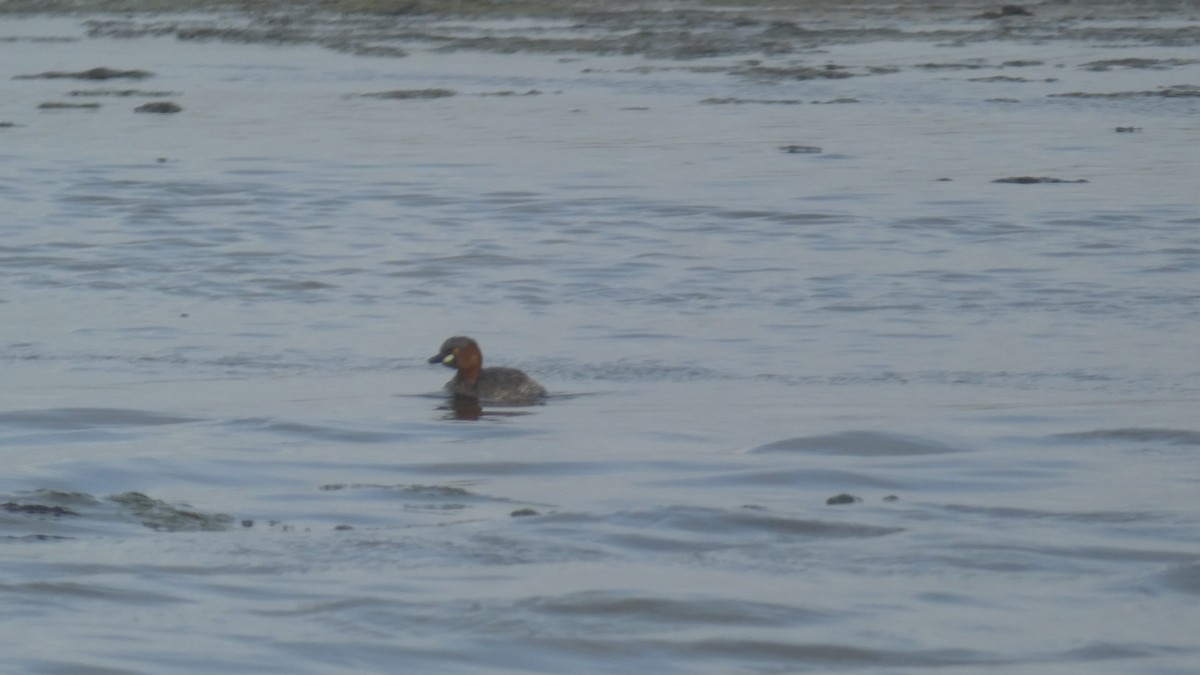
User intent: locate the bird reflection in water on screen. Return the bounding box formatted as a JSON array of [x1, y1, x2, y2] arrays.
[[437, 396, 537, 421]]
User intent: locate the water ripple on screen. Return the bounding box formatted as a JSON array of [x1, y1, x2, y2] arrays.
[[0, 408, 200, 431], [1053, 428, 1200, 445], [748, 431, 964, 456]]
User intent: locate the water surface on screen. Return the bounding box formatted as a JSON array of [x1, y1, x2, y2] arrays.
[[2, 8, 1199, 674]]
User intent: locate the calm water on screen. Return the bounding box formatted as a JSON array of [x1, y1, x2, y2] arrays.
[[2, 12, 1200, 674]]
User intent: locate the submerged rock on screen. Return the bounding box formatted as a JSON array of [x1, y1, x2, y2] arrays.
[[1081, 57, 1198, 71], [134, 101, 183, 113], [781, 144, 823, 154], [993, 176, 1089, 184], [2, 502, 80, 517], [734, 65, 855, 81], [701, 97, 803, 105], [1050, 85, 1200, 99], [38, 101, 101, 109], [478, 89, 542, 97], [70, 88, 178, 97], [108, 491, 233, 532], [978, 5, 1033, 19], [16, 67, 153, 80], [357, 88, 456, 99]]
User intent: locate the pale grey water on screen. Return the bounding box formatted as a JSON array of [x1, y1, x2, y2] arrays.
[[2, 11, 1200, 674]]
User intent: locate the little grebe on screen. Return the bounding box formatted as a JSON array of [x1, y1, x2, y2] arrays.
[[428, 336, 546, 404]]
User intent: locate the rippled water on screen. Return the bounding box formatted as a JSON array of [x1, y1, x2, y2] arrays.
[[3, 11, 1200, 674]]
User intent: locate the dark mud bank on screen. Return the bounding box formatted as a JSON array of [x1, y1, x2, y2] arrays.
[[4, 0, 1198, 63]]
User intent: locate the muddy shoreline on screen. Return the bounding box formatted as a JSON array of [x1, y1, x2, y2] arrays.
[[2, 0, 1198, 21], [2, 0, 1198, 63]]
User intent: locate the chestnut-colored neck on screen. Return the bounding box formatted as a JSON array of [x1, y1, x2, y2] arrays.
[[454, 343, 483, 385]]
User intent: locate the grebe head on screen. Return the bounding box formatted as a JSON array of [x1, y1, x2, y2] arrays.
[[428, 336, 483, 383]]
